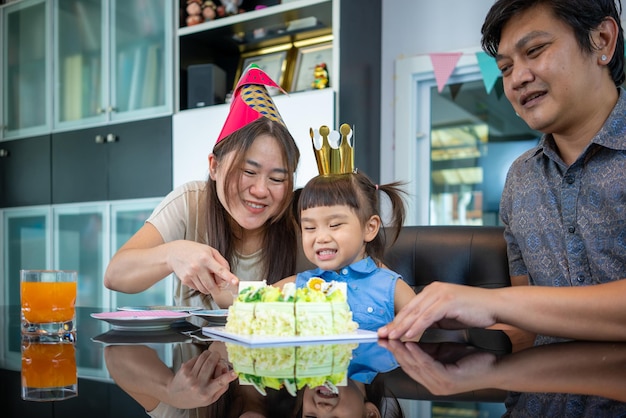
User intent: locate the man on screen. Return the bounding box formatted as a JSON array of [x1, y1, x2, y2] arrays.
[[379, 0, 626, 353], [380, 0, 626, 414]]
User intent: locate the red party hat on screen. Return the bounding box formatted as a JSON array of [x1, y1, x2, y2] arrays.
[[216, 64, 287, 144]]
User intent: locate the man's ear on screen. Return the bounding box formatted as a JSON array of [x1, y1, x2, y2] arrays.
[[594, 16, 619, 64], [364, 215, 381, 243]]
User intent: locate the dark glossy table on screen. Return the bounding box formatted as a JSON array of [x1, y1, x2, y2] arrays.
[[2, 305, 626, 418]]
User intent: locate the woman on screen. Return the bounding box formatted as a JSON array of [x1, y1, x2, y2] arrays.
[[104, 66, 301, 309]]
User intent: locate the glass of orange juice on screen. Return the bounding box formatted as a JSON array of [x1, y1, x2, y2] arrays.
[[21, 270, 77, 335], [21, 335, 78, 401]]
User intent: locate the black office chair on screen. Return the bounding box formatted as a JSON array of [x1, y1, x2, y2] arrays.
[[381, 225, 512, 402], [384, 225, 511, 293]]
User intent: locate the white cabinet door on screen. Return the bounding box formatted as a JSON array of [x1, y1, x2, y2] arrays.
[[173, 88, 335, 189]]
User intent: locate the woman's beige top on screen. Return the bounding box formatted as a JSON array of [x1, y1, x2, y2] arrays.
[[147, 181, 263, 309]]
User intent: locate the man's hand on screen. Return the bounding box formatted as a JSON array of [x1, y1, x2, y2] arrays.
[[378, 282, 497, 340]]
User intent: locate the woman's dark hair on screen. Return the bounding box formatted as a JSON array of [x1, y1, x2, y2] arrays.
[[481, 0, 625, 86], [206, 117, 301, 284], [297, 172, 406, 265]]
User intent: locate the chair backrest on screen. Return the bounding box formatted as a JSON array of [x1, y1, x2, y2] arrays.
[[384, 225, 510, 293], [381, 225, 511, 403]]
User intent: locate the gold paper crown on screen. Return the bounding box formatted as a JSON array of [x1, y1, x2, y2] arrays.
[[310, 124, 355, 175]]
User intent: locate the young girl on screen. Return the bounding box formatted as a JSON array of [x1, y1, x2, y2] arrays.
[[278, 171, 415, 332]]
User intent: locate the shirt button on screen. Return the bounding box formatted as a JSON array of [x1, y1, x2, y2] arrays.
[[568, 226, 575, 233], [342, 268, 348, 275], [565, 175, 575, 184], [367, 306, 374, 313], [576, 276, 585, 283]]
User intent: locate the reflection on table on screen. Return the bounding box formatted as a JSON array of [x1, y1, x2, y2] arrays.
[[104, 338, 405, 418], [381, 339, 626, 406], [1, 305, 626, 417]]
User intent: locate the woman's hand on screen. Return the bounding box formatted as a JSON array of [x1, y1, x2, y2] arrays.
[[104, 344, 237, 411], [378, 282, 497, 341], [167, 240, 240, 296], [164, 349, 237, 408]]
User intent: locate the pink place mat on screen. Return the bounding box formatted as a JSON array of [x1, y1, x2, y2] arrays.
[[92, 310, 190, 320]]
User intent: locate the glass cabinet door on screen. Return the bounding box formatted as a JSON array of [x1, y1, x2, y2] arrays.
[[2, 0, 51, 139], [53, 0, 172, 129], [54, 0, 105, 128], [110, 0, 172, 121], [2, 207, 51, 305], [53, 204, 106, 308], [109, 199, 171, 308]]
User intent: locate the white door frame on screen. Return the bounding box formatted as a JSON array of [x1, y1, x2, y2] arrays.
[[394, 47, 484, 225]]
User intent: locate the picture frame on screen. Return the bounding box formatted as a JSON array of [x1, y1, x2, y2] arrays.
[[235, 45, 291, 93], [290, 39, 333, 93]]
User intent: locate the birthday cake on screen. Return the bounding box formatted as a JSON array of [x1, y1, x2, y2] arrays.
[[225, 279, 357, 337], [226, 342, 356, 396]]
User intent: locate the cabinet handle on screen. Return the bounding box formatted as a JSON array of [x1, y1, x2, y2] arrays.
[[95, 135, 105, 144], [0, 149, 8, 157], [96, 107, 106, 114], [106, 134, 117, 143], [107, 106, 117, 113]]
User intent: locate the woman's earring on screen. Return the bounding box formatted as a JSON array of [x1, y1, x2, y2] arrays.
[[601, 54, 608, 61]]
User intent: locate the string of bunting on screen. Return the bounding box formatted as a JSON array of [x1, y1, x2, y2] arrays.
[[429, 45, 626, 97], [428, 51, 500, 95]]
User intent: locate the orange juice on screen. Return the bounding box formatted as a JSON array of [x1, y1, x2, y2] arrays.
[[21, 281, 77, 323], [21, 342, 77, 388]]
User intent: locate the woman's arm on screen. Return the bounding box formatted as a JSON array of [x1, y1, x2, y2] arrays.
[[104, 222, 239, 302], [104, 223, 175, 293], [104, 344, 237, 411]]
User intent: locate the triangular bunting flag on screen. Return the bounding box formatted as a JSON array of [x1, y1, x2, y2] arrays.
[[429, 52, 463, 93], [449, 83, 463, 100], [476, 51, 500, 94]]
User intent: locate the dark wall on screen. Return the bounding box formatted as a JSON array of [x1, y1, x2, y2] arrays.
[[338, 0, 382, 183]]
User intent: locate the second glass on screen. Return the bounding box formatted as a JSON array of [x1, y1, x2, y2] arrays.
[[21, 334, 78, 402]]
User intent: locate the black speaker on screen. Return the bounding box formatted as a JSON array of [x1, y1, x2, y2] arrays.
[[187, 64, 227, 108]]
